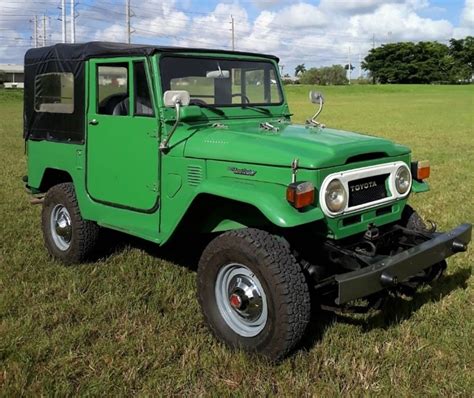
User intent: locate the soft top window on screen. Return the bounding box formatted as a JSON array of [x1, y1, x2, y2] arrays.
[[160, 56, 283, 107], [34, 73, 74, 114]]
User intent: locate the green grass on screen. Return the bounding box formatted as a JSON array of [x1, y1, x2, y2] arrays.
[[1, 85, 473, 396]]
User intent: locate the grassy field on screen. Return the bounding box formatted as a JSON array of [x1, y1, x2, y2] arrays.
[[1, 85, 473, 396]]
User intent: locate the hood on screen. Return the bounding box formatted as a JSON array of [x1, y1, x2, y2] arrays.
[[184, 122, 410, 169]]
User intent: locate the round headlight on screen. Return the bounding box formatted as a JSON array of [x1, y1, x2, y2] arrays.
[[325, 179, 347, 213], [395, 165, 411, 194]]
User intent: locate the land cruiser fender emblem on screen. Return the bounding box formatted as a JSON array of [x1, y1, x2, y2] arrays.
[[229, 167, 257, 176], [350, 181, 377, 192]]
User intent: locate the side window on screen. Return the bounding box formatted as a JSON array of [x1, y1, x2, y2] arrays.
[[134, 61, 154, 116], [34, 72, 74, 113], [97, 64, 128, 115]]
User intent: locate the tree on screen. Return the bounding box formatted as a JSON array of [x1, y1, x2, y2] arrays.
[[448, 36, 474, 81], [294, 63, 306, 77], [299, 65, 348, 85], [362, 38, 474, 84]]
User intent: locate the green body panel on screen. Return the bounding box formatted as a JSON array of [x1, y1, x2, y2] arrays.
[[26, 51, 428, 245], [27, 140, 161, 242], [184, 122, 409, 169], [86, 58, 159, 211]]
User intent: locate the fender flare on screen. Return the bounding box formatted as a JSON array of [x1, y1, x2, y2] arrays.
[[194, 178, 324, 228]]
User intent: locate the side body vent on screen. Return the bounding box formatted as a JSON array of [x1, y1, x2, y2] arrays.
[[187, 165, 203, 187]]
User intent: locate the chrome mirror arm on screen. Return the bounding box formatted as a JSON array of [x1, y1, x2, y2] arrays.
[[160, 101, 181, 152]]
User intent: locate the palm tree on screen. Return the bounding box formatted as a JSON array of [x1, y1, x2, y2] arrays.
[[295, 64, 306, 77]]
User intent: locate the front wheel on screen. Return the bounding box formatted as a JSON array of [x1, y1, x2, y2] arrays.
[[197, 228, 311, 361]]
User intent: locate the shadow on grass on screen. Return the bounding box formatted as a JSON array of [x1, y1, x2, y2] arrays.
[[333, 266, 471, 332], [91, 228, 211, 271], [91, 230, 471, 353], [298, 267, 471, 352]]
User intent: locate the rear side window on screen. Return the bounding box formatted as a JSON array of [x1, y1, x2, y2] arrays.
[[97, 64, 129, 115], [34, 73, 74, 113]]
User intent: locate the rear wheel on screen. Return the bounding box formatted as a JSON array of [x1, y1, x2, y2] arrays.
[[197, 228, 311, 361], [42, 183, 99, 264]]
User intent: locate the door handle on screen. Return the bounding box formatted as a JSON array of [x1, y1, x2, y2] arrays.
[[89, 119, 99, 126]]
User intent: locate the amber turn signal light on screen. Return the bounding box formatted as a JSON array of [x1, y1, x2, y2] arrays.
[[411, 160, 430, 181], [287, 182, 315, 209]]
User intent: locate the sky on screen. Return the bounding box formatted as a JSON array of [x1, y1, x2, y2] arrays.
[[0, 0, 473, 74]]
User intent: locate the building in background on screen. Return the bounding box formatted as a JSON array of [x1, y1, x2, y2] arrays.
[[0, 64, 25, 88]]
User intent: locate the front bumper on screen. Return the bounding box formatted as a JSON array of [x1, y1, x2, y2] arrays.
[[330, 223, 471, 305]]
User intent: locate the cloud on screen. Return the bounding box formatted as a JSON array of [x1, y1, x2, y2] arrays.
[[320, 0, 429, 14], [0, 0, 471, 71], [349, 3, 453, 42], [133, 2, 189, 38], [460, 0, 474, 27]]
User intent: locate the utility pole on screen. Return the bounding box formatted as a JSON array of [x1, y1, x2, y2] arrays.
[[32, 15, 38, 48], [230, 15, 235, 51], [126, 0, 131, 44], [348, 46, 352, 84], [372, 33, 376, 49], [61, 0, 66, 43], [358, 52, 362, 79], [70, 0, 76, 43], [42, 14, 47, 47]]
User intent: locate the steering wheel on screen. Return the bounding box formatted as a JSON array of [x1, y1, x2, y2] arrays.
[[231, 93, 250, 104], [189, 98, 209, 106]]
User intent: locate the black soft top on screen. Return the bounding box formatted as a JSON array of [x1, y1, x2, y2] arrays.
[[24, 42, 279, 143], [24, 41, 279, 65]]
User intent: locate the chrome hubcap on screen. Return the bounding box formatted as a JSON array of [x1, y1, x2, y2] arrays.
[[215, 263, 268, 337], [50, 205, 72, 251]]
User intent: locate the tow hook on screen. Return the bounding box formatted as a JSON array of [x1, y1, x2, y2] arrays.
[[364, 223, 380, 240]]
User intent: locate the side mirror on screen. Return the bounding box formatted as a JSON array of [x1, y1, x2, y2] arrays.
[[307, 90, 325, 128], [163, 90, 190, 107], [309, 91, 324, 104]]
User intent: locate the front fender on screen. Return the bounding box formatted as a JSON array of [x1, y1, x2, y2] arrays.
[[195, 177, 324, 228]]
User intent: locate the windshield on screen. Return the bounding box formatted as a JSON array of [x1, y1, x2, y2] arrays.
[[160, 56, 283, 107]]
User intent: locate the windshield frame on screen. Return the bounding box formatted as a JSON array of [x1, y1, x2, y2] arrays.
[[159, 54, 285, 108]]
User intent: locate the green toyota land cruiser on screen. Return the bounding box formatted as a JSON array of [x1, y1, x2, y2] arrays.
[[23, 42, 471, 360]]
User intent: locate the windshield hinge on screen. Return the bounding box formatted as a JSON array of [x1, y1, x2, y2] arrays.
[[260, 121, 279, 132]]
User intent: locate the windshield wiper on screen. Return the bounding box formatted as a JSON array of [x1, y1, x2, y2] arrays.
[[242, 105, 272, 115], [192, 102, 225, 115]]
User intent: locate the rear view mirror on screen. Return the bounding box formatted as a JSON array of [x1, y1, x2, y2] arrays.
[[163, 90, 190, 107], [309, 91, 324, 104], [206, 70, 230, 79]]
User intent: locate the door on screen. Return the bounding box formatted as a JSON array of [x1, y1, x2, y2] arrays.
[[87, 58, 159, 212]]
